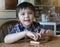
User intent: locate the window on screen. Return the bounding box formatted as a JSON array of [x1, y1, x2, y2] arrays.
[[5, 0, 18, 10]]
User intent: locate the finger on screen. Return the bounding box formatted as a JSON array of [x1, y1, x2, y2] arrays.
[[35, 34, 38, 40], [30, 36, 34, 38], [38, 31, 41, 38], [46, 30, 49, 34], [29, 34, 36, 39], [46, 30, 53, 36], [26, 32, 35, 38], [40, 29, 46, 35], [31, 34, 37, 40]]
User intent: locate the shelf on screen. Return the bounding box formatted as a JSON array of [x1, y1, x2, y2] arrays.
[[0, 10, 16, 12], [34, 5, 53, 7]]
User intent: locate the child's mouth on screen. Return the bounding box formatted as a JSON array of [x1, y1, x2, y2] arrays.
[[24, 20, 30, 22]]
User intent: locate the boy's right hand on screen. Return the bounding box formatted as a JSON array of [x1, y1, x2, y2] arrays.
[[26, 31, 38, 41]]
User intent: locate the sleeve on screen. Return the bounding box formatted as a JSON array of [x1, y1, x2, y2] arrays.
[[33, 22, 43, 32], [36, 22, 48, 32], [8, 25, 20, 34]]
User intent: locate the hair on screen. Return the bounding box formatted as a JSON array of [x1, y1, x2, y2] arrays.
[[16, 2, 35, 17]]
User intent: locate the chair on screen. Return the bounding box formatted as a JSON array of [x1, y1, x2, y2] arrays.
[[0, 20, 19, 42]]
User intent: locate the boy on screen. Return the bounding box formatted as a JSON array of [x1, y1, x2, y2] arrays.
[[4, 2, 53, 43]]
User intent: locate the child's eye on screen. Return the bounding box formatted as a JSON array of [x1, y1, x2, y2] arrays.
[[29, 12, 32, 14], [21, 13, 25, 15]]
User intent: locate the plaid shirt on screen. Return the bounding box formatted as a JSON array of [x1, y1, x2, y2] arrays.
[[8, 21, 47, 34]]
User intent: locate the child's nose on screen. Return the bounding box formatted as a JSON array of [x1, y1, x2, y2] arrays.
[[25, 14, 29, 17]]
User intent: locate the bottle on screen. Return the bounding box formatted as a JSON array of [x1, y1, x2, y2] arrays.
[[41, 13, 46, 22], [46, 16, 49, 22]]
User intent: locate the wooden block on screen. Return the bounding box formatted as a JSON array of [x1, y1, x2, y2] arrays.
[[30, 41, 40, 44]]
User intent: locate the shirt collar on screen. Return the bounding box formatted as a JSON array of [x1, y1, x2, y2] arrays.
[[19, 22, 35, 31]]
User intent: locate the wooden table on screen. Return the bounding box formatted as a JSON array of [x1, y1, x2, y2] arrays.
[[0, 37, 60, 47]]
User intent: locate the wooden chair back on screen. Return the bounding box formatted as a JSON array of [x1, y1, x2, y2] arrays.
[[0, 20, 19, 42]]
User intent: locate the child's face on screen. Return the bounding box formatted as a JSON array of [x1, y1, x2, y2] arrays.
[[18, 8, 34, 27]]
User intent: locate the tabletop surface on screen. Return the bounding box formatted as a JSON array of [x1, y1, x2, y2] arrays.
[[0, 37, 60, 47]]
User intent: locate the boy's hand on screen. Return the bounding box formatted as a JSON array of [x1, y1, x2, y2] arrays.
[[46, 30, 53, 36], [37, 29, 53, 39], [40, 29, 46, 37], [26, 31, 38, 41]]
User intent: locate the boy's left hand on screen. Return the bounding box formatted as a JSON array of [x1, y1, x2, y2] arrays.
[[45, 30, 53, 36], [37, 29, 53, 38]]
